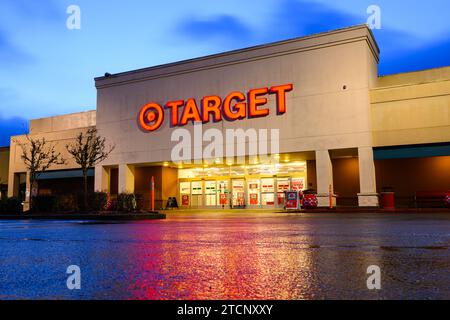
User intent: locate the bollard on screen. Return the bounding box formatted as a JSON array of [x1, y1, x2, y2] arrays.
[[150, 176, 155, 212], [329, 184, 333, 209]]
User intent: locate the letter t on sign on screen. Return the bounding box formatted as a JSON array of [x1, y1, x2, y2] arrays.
[[270, 84, 293, 114]]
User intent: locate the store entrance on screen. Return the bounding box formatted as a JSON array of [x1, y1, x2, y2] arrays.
[[176, 156, 309, 209], [231, 179, 245, 208], [205, 181, 217, 206], [190, 181, 203, 207]]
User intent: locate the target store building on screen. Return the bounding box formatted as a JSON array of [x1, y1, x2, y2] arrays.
[[6, 25, 450, 210]]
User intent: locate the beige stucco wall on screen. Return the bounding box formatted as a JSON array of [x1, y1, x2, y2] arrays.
[[7, 111, 96, 197], [371, 67, 450, 146], [29, 110, 96, 134], [95, 25, 379, 167], [0, 148, 9, 185]]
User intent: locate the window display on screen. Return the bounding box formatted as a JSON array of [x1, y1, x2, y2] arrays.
[[292, 178, 305, 191], [217, 180, 229, 206], [261, 178, 274, 205], [180, 182, 190, 206], [277, 178, 290, 206], [247, 179, 260, 205]]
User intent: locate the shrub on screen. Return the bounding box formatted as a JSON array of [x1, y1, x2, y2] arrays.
[[117, 193, 137, 212], [32, 195, 57, 213], [0, 197, 23, 213], [55, 194, 78, 212], [76, 192, 108, 212], [88, 192, 108, 211]]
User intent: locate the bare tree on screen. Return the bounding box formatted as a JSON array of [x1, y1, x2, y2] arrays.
[[66, 128, 115, 209], [16, 135, 66, 211]]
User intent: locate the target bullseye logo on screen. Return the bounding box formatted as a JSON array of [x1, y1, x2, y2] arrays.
[[138, 103, 164, 132]]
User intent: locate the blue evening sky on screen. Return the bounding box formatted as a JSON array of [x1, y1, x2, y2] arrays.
[[1, 0, 450, 146]]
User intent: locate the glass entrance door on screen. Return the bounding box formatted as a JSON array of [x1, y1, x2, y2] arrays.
[[277, 178, 290, 207], [191, 181, 203, 207], [205, 181, 217, 206], [217, 180, 229, 208], [231, 179, 245, 208], [247, 179, 260, 206]]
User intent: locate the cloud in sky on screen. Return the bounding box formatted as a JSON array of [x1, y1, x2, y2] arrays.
[[0, 28, 35, 68], [174, 0, 362, 48], [380, 36, 450, 75], [178, 14, 252, 43], [0, 116, 29, 147], [0, 0, 61, 22], [174, 0, 426, 70], [263, 0, 361, 40]]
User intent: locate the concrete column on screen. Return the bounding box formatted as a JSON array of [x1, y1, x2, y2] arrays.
[[95, 165, 110, 193], [315, 150, 336, 207], [357, 147, 379, 207], [118, 164, 135, 194], [7, 171, 17, 198]]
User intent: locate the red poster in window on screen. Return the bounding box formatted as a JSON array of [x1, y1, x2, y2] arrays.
[[182, 194, 189, 206], [250, 193, 258, 205], [219, 194, 228, 205], [278, 192, 285, 205], [292, 179, 304, 191], [237, 192, 245, 206]]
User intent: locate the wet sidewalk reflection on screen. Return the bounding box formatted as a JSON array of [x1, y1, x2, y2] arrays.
[[0, 212, 449, 299]]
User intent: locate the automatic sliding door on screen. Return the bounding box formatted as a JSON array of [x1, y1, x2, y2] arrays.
[[231, 179, 245, 208], [205, 181, 217, 206], [191, 181, 203, 207]]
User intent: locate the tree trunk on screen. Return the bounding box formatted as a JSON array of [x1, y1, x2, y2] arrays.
[[83, 170, 88, 211], [29, 176, 34, 212]]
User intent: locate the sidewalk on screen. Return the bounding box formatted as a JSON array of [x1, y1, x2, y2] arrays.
[[0, 211, 166, 220], [162, 207, 450, 214], [287, 207, 450, 214]]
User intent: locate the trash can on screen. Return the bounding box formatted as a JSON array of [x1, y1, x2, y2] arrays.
[[380, 192, 395, 209]]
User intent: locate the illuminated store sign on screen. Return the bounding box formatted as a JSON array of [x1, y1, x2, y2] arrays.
[[138, 84, 293, 131]]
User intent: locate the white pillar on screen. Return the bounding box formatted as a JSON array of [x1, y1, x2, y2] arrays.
[[357, 146, 379, 207], [118, 164, 135, 194], [7, 170, 16, 198], [315, 150, 336, 207], [95, 165, 110, 193]]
